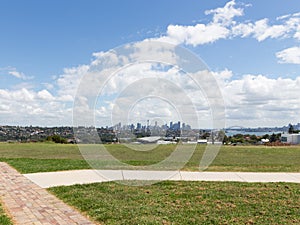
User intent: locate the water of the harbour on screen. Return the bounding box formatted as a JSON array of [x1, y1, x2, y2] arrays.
[[225, 130, 285, 137]]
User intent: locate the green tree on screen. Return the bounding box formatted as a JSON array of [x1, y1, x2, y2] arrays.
[[270, 133, 277, 142], [262, 134, 270, 139], [288, 124, 294, 134], [250, 134, 258, 141], [46, 135, 67, 144]]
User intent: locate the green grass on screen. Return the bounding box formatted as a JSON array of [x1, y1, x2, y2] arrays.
[[49, 181, 300, 225], [189, 145, 300, 172], [0, 142, 300, 173], [0, 142, 91, 173], [0, 203, 12, 225], [0, 158, 91, 173], [0, 142, 83, 159]]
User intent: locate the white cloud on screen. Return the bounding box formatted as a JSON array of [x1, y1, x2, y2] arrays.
[[1, 55, 300, 127], [232, 17, 296, 41], [156, 0, 242, 46], [8, 71, 25, 79], [37, 90, 54, 101], [67, 41, 223, 128], [11, 82, 35, 90], [205, 0, 244, 25], [0, 104, 10, 112], [90, 65, 300, 128], [0, 86, 74, 126], [0, 87, 73, 126], [156, 1, 300, 46], [277, 14, 291, 21], [276, 46, 300, 64], [42, 83, 54, 90], [56, 64, 89, 100], [213, 70, 300, 127], [11, 88, 35, 102], [8, 69, 33, 80], [212, 69, 233, 82], [57, 94, 74, 102], [232, 10, 300, 42], [162, 23, 230, 46]]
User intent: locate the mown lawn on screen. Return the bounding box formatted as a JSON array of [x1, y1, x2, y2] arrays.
[[0, 203, 12, 225], [49, 181, 300, 225], [0, 142, 300, 173], [189, 145, 300, 172]]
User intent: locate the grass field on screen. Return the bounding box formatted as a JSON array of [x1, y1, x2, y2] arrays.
[[0, 142, 300, 173], [0, 203, 12, 225], [49, 181, 300, 225]]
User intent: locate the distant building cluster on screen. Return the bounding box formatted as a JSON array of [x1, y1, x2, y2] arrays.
[[1, 122, 300, 145], [0, 121, 195, 143], [0, 126, 74, 143], [113, 121, 192, 139]]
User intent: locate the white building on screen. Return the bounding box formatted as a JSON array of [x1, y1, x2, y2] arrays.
[[281, 134, 300, 144]]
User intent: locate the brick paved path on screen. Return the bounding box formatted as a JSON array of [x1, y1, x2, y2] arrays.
[[0, 162, 96, 225]]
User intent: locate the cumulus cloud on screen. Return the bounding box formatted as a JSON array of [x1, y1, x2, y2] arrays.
[[73, 61, 300, 128], [0, 87, 72, 126], [205, 0, 244, 25], [156, 0, 243, 46], [2, 60, 300, 127], [161, 23, 230, 46], [276, 46, 300, 64], [214, 70, 300, 127], [156, 0, 300, 46]]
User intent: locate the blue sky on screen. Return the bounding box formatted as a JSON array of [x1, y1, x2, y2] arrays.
[[1, 0, 300, 128]]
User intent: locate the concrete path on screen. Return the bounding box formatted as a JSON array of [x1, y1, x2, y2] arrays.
[[24, 169, 300, 188], [0, 162, 97, 225]]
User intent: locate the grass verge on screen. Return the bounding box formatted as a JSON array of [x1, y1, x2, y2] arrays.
[[49, 181, 300, 225]]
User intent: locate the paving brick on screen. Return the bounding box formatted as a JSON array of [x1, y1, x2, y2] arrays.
[[0, 162, 97, 225]]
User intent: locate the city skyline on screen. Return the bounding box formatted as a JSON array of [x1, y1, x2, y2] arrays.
[[1, 1, 300, 128], [1, 120, 299, 131]]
